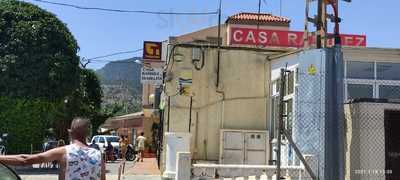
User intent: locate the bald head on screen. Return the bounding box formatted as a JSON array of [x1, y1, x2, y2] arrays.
[[69, 117, 90, 140]]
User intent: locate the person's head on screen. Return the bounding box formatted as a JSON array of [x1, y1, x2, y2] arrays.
[[140, 132, 144, 136], [68, 117, 90, 141]]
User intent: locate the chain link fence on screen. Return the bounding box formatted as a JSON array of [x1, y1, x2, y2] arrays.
[[273, 54, 400, 180], [343, 82, 400, 180]]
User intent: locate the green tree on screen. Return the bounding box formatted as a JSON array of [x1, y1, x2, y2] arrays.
[[0, 0, 80, 101], [0, 1, 106, 153], [0, 97, 56, 153], [54, 69, 108, 139]]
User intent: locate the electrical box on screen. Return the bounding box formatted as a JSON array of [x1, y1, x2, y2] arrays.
[[220, 129, 269, 165], [163, 132, 191, 179]]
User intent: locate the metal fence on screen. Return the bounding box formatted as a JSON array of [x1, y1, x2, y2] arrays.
[[344, 99, 400, 180], [274, 55, 400, 180]]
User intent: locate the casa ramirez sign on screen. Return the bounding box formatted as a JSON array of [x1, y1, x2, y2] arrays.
[[141, 67, 163, 85], [143, 41, 162, 60], [229, 27, 366, 48]]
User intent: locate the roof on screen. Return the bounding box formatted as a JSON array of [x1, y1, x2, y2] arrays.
[[110, 111, 144, 120], [226, 12, 291, 25], [347, 98, 400, 104], [100, 111, 144, 129]]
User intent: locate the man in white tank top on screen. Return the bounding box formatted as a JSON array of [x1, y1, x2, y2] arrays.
[[0, 117, 105, 180]]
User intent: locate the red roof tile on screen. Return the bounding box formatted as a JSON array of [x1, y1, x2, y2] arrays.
[[226, 12, 291, 25]]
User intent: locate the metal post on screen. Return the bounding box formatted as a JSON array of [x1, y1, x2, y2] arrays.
[[333, 46, 345, 180], [276, 68, 285, 180], [282, 130, 317, 179], [167, 96, 171, 132], [316, 0, 328, 48], [303, 0, 310, 48]]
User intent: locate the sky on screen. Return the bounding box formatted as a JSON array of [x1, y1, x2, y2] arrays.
[[22, 0, 400, 69]]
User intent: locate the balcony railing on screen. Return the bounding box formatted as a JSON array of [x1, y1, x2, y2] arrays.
[[175, 152, 315, 180]]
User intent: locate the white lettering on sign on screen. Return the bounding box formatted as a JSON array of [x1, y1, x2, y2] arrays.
[[141, 68, 163, 85], [259, 31, 268, 44], [229, 27, 367, 47], [356, 37, 365, 46], [270, 32, 280, 45], [233, 30, 243, 42], [246, 31, 256, 43], [288, 33, 298, 46]]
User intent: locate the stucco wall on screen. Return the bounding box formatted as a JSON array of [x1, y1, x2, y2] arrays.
[[164, 46, 274, 161]]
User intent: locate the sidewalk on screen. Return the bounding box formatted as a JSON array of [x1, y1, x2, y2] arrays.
[[124, 158, 161, 176]]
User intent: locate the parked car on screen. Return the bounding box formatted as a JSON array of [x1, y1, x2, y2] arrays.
[[0, 162, 20, 180], [90, 135, 120, 160]]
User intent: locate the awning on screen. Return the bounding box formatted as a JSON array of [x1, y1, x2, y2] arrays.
[[101, 111, 144, 129]]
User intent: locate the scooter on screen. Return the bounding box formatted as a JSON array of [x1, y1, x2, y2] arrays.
[[125, 144, 137, 161], [0, 133, 8, 155]]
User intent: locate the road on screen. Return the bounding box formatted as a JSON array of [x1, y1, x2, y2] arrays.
[[17, 160, 162, 180], [20, 175, 161, 180]]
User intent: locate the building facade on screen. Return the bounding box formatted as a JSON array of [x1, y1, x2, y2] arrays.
[[160, 12, 400, 178]]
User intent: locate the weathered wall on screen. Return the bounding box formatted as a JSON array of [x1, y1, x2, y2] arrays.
[[164, 46, 274, 161]]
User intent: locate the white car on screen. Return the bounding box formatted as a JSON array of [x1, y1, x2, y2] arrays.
[[90, 135, 120, 153]]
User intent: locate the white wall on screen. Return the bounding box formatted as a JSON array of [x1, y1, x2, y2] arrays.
[[164, 46, 277, 161]]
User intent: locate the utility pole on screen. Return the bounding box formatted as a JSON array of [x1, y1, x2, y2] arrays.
[[316, 0, 327, 48], [305, 0, 351, 49], [303, 0, 328, 49]]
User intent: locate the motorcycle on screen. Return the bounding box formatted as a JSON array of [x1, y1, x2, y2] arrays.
[[0, 133, 8, 155], [125, 144, 137, 161]]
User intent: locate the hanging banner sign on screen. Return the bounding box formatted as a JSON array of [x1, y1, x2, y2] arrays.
[[141, 67, 163, 85], [229, 27, 367, 48]]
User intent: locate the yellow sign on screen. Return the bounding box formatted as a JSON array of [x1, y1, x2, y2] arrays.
[[307, 64, 317, 75], [143, 41, 162, 60]]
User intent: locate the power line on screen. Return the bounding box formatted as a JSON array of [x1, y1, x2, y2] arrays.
[[32, 0, 219, 15], [90, 61, 141, 64], [86, 49, 143, 61], [262, 0, 268, 8]]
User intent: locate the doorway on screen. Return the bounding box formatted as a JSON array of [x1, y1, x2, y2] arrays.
[[385, 110, 400, 179]]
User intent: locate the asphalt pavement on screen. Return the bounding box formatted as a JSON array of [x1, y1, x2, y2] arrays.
[[20, 175, 161, 180], [16, 159, 162, 180]]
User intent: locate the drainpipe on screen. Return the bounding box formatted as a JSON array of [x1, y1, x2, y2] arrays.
[[217, 90, 225, 129], [216, 0, 222, 88]]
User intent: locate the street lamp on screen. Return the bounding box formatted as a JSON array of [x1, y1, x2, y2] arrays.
[[134, 59, 142, 64]]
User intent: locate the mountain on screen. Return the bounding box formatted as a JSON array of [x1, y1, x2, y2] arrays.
[[96, 57, 143, 114]]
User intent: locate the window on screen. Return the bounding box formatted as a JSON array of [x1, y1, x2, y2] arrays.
[[347, 84, 373, 99], [271, 80, 279, 96], [276, 78, 281, 95], [286, 71, 294, 95], [377, 63, 400, 80], [106, 136, 120, 143], [346, 61, 374, 79], [284, 99, 293, 137], [270, 96, 279, 139], [99, 137, 105, 143], [379, 85, 400, 99]]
